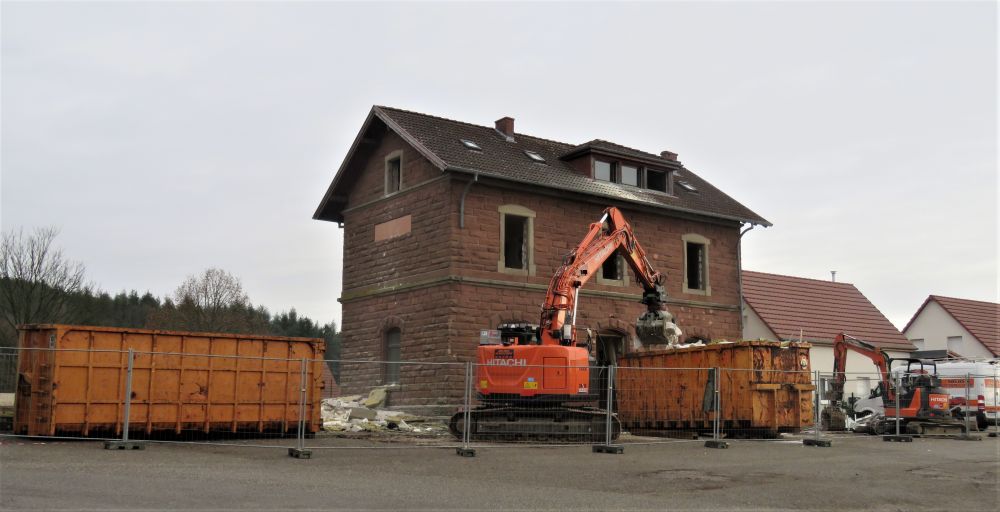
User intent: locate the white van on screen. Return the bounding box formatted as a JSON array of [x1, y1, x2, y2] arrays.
[[850, 360, 998, 429]]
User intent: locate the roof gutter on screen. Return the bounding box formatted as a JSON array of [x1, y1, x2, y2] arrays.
[[445, 165, 772, 227]]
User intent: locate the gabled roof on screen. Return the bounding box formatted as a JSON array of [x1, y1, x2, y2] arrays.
[[742, 270, 914, 350], [314, 106, 770, 226], [904, 295, 999, 356]]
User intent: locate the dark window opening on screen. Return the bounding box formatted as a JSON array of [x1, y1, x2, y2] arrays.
[[646, 169, 667, 192], [504, 215, 527, 269], [386, 157, 401, 194], [602, 255, 622, 280], [385, 328, 401, 384], [686, 242, 705, 290]]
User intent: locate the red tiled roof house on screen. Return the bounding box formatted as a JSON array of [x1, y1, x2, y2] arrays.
[[314, 106, 769, 406], [903, 296, 999, 359], [741, 270, 915, 397]]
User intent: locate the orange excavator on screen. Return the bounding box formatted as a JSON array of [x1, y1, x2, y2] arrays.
[[822, 333, 966, 436], [449, 207, 681, 441]]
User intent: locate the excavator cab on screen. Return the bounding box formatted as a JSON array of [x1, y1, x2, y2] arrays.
[[497, 323, 539, 346], [885, 358, 950, 421]]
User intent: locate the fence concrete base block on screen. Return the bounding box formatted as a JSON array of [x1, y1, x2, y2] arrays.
[[455, 447, 476, 457], [104, 440, 146, 450], [802, 438, 832, 447], [954, 434, 982, 441], [592, 444, 624, 454], [703, 440, 729, 449], [287, 448, 312, 459], [882, 435, 913, 442]]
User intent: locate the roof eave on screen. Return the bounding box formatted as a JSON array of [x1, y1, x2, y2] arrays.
[[313, 108, 379, 222], [930, 296, 997, 355], [445, 165, 769, 226], [313, 106, 450, 223], [901, 295, 934, 334]]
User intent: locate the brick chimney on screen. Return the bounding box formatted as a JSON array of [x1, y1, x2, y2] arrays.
[[660, 150, 678, 161], [495, 117, 515, 137]]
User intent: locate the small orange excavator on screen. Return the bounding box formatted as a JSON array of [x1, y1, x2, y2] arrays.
[[822, 333, 966, 436], [449, 207, 680, 441]]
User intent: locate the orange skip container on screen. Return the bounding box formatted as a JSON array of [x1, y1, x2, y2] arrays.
[[14, 324, 325, 437]]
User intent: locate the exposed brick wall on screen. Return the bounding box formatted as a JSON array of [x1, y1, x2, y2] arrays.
[[342, 183, 452, 291], [450, 181, 743, 308], [339, 284, 465, 405], [335, 133, 745, 404]]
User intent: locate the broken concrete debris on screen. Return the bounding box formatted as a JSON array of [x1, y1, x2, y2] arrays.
[[321, 387, 448, 435]]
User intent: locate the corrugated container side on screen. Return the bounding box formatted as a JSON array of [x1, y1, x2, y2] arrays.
[[617, 341, 815, 435], [14, 325, 325, 437]]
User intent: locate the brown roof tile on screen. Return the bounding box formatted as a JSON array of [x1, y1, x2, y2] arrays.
[[914, 296, 999, 356], [742, 270, 914, 350], [313, 106, 769, 225]]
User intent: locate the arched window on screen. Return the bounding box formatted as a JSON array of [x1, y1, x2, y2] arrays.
[[384, 327, 401, 384]]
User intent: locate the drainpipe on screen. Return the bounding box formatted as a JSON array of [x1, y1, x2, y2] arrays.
[[459, 173, 479, 229], [737, 224, 756, 335]]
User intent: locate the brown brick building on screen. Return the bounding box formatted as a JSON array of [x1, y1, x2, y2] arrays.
[[314, 106, 769, 405]]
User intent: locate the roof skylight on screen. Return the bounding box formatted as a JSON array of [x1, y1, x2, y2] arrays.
[[524, 150, 545, 163], [677, 180, 698, 192], [460, 139, 482, 151]]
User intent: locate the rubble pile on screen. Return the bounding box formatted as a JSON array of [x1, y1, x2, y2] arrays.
[[320, 387, 448, 436]]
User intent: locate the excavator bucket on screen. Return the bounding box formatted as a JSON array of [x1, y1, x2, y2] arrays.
[[821, 405, 847, 431], [635, 309, 682, 346]]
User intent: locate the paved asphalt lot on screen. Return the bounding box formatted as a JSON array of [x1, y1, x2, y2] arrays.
[[1, 434, 997, 511]]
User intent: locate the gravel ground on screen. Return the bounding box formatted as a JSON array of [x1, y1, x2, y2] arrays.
[[1, 433, 997, 511]]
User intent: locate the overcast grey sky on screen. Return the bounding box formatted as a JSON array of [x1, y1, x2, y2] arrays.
[[2, 1, 996, 330]]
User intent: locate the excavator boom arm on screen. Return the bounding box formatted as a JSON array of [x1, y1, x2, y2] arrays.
[[540, 207, 665, 343], [831, 333, 892, 403]]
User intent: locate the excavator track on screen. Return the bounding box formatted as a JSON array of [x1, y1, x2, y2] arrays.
[[870, 416, 968, 437], [449, 405, 621, 443]]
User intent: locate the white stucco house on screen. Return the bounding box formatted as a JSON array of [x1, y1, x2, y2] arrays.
[[742, 271, 915, 400], [903, 295, 998, 360]]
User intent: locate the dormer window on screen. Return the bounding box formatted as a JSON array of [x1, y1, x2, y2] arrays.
[[593, 159, 672, 193], [646, 168, 670, 193], [621, 165, 639, 187], [595, 160, 613, 182]]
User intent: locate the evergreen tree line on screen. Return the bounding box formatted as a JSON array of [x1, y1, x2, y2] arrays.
[[0, 229, 341, 387]]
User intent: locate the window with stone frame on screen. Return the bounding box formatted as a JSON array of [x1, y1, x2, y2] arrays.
[[682, 233, 711, 295], [498, 205, 536, 276]]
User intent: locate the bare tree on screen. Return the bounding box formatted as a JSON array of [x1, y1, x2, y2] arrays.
[[162, 268, 261, 333], [0, 227, 87, 346]]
